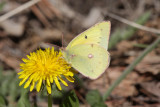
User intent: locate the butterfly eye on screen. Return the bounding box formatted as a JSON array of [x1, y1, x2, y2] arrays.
[[85, 35, 87, 39]]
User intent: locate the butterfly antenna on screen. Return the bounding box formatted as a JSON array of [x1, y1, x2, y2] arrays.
[[61, 32, 64, 48]]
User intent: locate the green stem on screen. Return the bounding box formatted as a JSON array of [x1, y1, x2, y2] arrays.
[[103, 37, 160, 101], [48, 94, 52, 107], [133, 43, 148, 48]]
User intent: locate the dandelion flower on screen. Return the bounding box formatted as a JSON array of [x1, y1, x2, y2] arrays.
[[18, 48, 74, 94]]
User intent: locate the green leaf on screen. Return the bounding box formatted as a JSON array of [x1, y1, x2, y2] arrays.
[[52, 84, 67, 99], [108, 30, 121, 49], [60, 90, 79, 107], [17, 100, 26, 107], [74, 74, 85, 88], [9, 77, 21, 101], [0, 1, 5, 11], [1, 77, 10, 95], [17, 88, 31, 107], [1, 73, 15, 95], [86, 90, 106, 107], [0, 67, 4, 82], [86, 90, 102, 105], [0, 94, 7, 107], [92, 102, 107, 107]]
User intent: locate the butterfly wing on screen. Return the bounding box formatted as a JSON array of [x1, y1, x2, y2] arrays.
[[66, 21, 111, 50], [62, 44, 110, 79]]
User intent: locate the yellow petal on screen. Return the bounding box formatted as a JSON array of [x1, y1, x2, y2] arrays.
[[36, 78, 42, 92], [18, 71, 24, 75], [46, 84, 51, 94], [35, 74, 40, 81], [27, 55, 31, 59], [22, 58, 28, 63], [66, 76, 74, 82], [19, 75, 29, 86], [49, 75, 53, 83], [58, 76, 68, 86], [24, 74, 35, 88], [65, 72, 74, 76], [54, 77, 62, 90], [46, 77, 51, 86], [24, 77, 33, 88], [18, 74, 26, 79]]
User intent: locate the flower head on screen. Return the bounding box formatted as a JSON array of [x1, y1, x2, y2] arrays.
[[18, 48, 74, 94]]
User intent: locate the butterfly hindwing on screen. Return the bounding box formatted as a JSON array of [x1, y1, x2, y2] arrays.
[[62, 44, 110, 79]]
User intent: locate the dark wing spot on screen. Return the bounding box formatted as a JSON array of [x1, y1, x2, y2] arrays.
[[91, 44, 94, 47], [85, 35, 87, 39]]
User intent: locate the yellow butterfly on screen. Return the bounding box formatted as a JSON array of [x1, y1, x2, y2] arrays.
[[61, 21, 111, 79]]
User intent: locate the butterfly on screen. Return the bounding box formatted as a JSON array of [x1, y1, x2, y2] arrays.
[[61, 21, 111, 79]]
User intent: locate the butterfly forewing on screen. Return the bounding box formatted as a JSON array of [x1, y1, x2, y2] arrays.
[[66, 21, 111, 50]]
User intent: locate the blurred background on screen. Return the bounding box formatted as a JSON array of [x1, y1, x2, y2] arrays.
[[0, 0, 160, 107]]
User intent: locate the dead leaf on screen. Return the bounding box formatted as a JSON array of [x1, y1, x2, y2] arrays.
[[140, 81, 160, 98], [135, 52, 160, 75], [0, 17, 26, 36]]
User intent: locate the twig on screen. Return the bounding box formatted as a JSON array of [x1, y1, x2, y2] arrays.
[[105, 12, 160, 34], [108, 11, 151, 49], [31, 5, 51, 27], [37, 2, 54, 19], [0, 0, 40, 23], [42, 0, 62, 18], [103, 37, 160, 100]]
